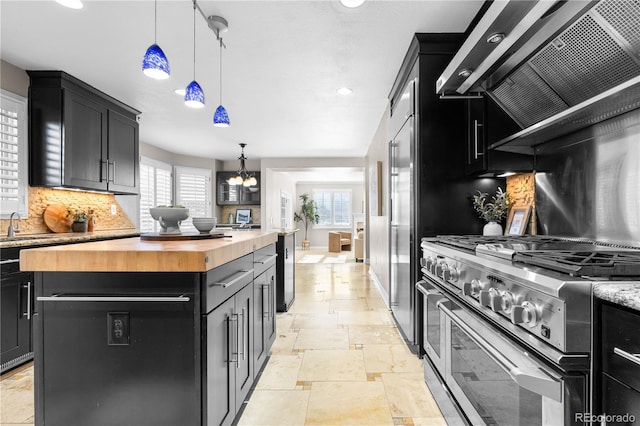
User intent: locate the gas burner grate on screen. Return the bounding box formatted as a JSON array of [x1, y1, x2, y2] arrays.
[[514, 250, 640, 277], [434, 235, 567, 252]]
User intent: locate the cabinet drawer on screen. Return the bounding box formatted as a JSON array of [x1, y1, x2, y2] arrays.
[[602, 303, 640, 392], [602, 373, 640, 423], [253, 244, 277, 278], [205, 254, 253, 313]]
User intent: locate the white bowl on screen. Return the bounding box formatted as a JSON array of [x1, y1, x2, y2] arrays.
[[192, 217, 217, 233], [149, 207, 189, 234]]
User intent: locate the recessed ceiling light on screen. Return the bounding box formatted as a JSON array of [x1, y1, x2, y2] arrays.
[[56, 0, 83, 9], [175, 89, 186, 96], [340, 0, 365, 8], [486, 33, 505, 44], [337, 87, 353, 95]]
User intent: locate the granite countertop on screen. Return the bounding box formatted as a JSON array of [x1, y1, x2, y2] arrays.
[[593, 283, 640, 312], [20, 230, 278, 272], [0, 229, 140, 249]]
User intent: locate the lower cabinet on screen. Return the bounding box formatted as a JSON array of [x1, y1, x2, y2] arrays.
[[207, 283, 254, 426], [594, 299, 640, 424], [254, 263, 276, 374]]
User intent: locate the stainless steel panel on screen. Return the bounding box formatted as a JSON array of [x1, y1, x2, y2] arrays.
[[535, 109, 640, 244]]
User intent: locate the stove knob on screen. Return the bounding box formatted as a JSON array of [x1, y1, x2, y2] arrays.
[[500, 292, 516, 314], [488, 289, 503, 312], [435, 262, 446, 277], [479, 288, 499, 307], [511, 301, 539, 327], [425, 257, 435, 273], [420, 257, 426, 267], [462, 279, 482, 297], [443, 266, 459, 283]]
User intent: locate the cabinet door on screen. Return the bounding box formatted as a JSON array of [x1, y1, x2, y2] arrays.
[[602, 374, 640, 425], [465, 98, 486, 175], [107, 110, 139, 194], [239, 172, 260, 205], [207, 296, 236, 426], [1, 273, 32, 371], [265, 265, 277, 349], [217, 172, 240, 205], [253, 273, 268, 374], [235, 283, 254, 408], [63, 90, 108, 191]]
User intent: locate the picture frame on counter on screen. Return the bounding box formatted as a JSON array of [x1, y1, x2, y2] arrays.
[[505, 205, 531, 236], [236, 209, 251, 224]]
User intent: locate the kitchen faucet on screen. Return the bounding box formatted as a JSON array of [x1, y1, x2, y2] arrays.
[[7, 212, 21, 237]]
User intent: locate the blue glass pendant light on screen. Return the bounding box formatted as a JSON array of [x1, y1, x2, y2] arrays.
[[213, 38, 230, 127], [185, 1, 205, 108], [142, 0, 170, 80]]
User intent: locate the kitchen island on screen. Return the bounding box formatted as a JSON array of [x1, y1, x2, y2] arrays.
[[20, 230, 278, 426]]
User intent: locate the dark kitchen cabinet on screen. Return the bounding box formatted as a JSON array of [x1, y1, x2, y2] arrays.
[[464, 96, 532, 176], [253, 263, 276, 375], [1, 248, 33, 373], [28, 70, 140, 194], [216, 171, 260, 206], [594, 298, 640, 424], [276, 232, 296, 312]]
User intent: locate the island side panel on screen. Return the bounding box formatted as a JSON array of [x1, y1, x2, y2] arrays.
[[33, 271, 203, 426]]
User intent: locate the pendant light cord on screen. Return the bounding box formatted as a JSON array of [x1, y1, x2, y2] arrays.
[[219, 39, 223, 104], [192, 0, 197, 80]]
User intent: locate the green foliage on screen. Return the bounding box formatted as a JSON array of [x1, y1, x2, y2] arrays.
[[293, 193, 320, 241], [472, 187, 512, 223], [72, 211, 88, 223]]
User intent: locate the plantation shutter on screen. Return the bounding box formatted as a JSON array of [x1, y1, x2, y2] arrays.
[[139, 157, 172, 232], [175, 166, 211, 232], [0, 90, 28, 216]]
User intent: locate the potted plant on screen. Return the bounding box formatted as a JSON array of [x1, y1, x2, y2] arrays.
[[472, 187, 512, 236], [71, 210, 89, 233], [293, 193, 319, 248]]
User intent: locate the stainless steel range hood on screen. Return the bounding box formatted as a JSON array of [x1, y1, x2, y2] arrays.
[[438, 0, 640, 154]]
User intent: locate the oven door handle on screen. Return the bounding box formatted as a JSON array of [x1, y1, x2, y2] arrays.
[[439, 302, 563, 402], [416, 282, 451, 307]]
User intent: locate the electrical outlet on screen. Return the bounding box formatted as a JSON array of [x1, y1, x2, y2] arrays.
[[108, 312, 129, 345], [110, 204, 117, 215]]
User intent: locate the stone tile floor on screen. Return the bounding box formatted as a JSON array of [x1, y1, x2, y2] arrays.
[[0, 249, 445, 425]]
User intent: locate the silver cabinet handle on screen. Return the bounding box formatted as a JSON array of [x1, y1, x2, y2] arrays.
[[23, 282, 31, 320], [211, 269, 254, 288], [0, 259, 20, 265], [108, 160, 116, 183], [101, 160, 108, 182], [37, 295, 190, 302], [254, 254, 277, 265], [239, 308, 246, 361], [229, 314, 238, 365], [262, 284, 269, 318], [473, 119, 479, 160], [614, 347, 640, 366]]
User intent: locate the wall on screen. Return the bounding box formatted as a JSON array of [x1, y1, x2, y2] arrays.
[[506, 173, 536, 234], [366, 105, 391, 299], [263, 168, 296, 229], [295, 182, 365, 249]]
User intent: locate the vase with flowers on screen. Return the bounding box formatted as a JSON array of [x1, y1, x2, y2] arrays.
[[472, 187, 512, 236]]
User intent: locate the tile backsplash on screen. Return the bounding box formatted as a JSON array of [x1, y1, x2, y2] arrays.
[[506, 172, 536, 234], [1, 187, 135, 235]]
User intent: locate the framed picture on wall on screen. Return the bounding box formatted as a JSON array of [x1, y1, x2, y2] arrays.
[[505, 205, 531, 236], [236, 209, 251, 224], [369, 161, 382, 216]]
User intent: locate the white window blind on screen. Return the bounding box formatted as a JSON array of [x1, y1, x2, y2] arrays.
[[139, 157, 172, 232], [0, 90, 28, 216], [175, 166, 211, 232], [313, 189, 351, 227]]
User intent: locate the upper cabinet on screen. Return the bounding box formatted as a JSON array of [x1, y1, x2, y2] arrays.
[[464, 96, 532, 176], [216, 172, 260, 205], [28, 71, 140, 195]]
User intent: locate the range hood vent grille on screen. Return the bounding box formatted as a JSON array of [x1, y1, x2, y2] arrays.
[[489, 0, 640, 130]]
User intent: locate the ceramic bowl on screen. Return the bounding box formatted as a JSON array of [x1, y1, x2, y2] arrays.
[[192, 217, 217, 233], [149, 207, 190, 234]]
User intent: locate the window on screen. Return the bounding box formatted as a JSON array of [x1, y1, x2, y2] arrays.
[[174, 166, 212, 232], [0, 90, 28, 217], [139, 157, 172, 232], [313, 189, 351, 227]]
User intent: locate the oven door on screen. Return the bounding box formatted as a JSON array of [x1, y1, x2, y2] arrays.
[[416, 279, 448, 375], [440, 300, 587, 426]]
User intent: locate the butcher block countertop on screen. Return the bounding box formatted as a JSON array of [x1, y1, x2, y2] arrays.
[[20, 230, 278, 272]]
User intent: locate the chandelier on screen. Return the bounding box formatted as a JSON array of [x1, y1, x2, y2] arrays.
[[228, 143, 257, 187]]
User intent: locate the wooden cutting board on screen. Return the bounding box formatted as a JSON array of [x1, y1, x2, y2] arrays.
[[43, 204, 72, 233]]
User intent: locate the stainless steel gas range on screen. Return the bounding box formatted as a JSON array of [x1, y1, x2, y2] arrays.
[[417, 235, 640, 426]]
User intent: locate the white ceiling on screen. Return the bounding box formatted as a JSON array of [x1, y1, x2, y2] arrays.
[[0, 0, 482, 162]]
